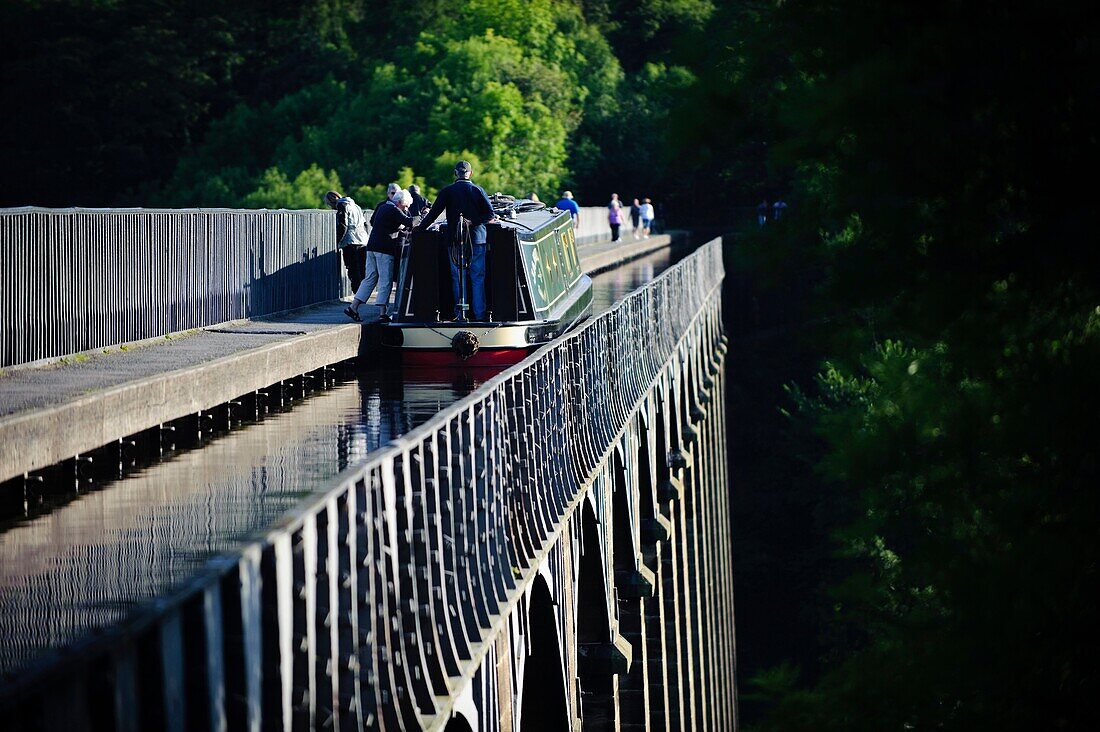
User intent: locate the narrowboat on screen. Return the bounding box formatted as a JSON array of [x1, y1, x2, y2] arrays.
[[379, 197, 592, 366]]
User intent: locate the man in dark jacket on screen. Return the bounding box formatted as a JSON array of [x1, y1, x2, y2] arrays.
[[418, 161, 498, 321], [408, 184, 431, 218], [345, 189, 415, 323]]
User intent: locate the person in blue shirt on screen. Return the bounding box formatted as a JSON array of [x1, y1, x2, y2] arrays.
[[418, 161, 498, 321], [555, 190, 579, 225]]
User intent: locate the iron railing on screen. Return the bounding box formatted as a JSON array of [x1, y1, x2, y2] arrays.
[[0, 232, 724, 730], [0, 207, 338, 368]]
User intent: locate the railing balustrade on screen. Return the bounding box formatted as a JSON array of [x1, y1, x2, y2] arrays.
[[1, 236, 725, 729], [0, 207, 337, 368]]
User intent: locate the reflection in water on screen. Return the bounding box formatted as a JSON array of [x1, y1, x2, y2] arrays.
[[0, 369, 482, 676], [0, 242, 685, 676], [592, 260, 658, 312]]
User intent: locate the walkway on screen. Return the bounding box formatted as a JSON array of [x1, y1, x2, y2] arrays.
[[0, 235, 672, 483]]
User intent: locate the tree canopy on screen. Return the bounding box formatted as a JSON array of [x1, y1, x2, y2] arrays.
[[2, 0, 708, 209], [709, 1, 1098, 728]]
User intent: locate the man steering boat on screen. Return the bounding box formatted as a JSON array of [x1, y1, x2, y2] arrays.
[[417, 160, 499, 321]]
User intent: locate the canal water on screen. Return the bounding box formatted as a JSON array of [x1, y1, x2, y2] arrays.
[[0, 243, 689, 678]]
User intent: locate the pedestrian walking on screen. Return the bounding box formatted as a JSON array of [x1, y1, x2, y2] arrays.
[[630, 198, 641, 239], [772, 199, 788, 221], [640, 198, 655, 238], [757, 200, 769, 227], [555, 190, 579, 225], [608, 193, 623, 242]]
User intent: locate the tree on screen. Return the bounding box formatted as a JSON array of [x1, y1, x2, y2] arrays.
[[701, 1, 1100, 728], [157, 0, 621, 208], [241, 164, 342, 210], [0, 0, 370, 207]]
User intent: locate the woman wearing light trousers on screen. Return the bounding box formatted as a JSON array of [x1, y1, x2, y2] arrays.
[[345, 189, 414, 323]]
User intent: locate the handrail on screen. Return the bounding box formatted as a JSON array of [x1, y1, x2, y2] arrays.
[[0, 236, 726, 729], [0, 207, 338, 367]]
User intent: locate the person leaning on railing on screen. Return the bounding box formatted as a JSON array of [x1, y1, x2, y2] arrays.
[[408, 184, 431, 219], [344, 189, 414, 324], [370, 183, 401, 227], [326, 190, 369, 292]]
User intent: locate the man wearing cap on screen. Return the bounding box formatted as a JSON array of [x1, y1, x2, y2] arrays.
[[418, 161, 498, 321], [555, 190, 579, 225], [325, 190, 369, 293]]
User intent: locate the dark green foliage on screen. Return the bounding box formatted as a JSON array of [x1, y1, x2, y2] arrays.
[[141, 0, 634, 207], [713, 1, 1099, 728], [571, 61, 696, 203], [0, 0, 370, 207], [0, 0, 711, 209], [2, 0, 230, 205], [589, 0, 715, 71]]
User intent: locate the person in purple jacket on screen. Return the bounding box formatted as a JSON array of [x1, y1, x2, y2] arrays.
[[608, 193, 623, 242]]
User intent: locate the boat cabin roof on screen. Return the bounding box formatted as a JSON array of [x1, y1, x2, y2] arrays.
[[495, 208, 572, 241]]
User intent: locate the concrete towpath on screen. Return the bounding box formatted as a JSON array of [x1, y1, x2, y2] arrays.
[[0, 234, 673, 483]]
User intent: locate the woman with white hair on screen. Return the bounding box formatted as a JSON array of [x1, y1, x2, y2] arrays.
[[345, 188, 414, 323]]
